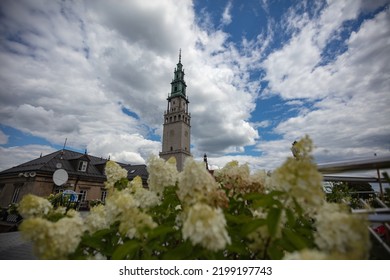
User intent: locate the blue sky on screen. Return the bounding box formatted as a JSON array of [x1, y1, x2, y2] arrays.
[[0, 0, 389, 174]]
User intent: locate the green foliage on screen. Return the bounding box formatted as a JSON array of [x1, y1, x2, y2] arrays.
[[7, 203, 19, 215], [326, 182, 351, 203]]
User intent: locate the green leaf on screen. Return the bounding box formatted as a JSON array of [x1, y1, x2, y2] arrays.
[[252, 193, 284, 209], [268, 190, 286, 197], [285, 208, 296, 226], [283, 228, 309, 250], [292, 197, 304, 216], [243, 192, 265, 201], [225, 213, 253, 224], [162, 240, 193, 260], [240, 218, 266, 236], [147, 225, 176, 240], [267, 243, 284, 260], [266, 208, 282, 237], [227, 242, 249, 255], [114, 178, 129, 190], [252, 196, 274, 208], [112, 240, 140, 260]]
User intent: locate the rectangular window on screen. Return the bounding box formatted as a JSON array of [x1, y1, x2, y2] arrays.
[[11, 186, 21, 203], [78, 161, 88, 172], [79, 190, 87, 202], [101, 190, 107, 203]]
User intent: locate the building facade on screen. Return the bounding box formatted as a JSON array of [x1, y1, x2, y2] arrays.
[[0, 149, 148, 208], [159, 51, 192, 171]]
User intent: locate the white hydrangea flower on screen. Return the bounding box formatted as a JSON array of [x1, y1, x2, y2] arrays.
[[147, 156, 178, 196], [130, 176, 161, 208], [214, 161, 268, 195], [105, 190, 138, 221], [87, 252, 107, 260], [20, 214, 85, 259], [103, 186, 157, 239], [250, 169, 273, 190], [284, 249, 330, 260], [104, 160, 128, 190], [178, 157, 220, 206], [85, 204, 110, 234], [18, 194, 53, 218], [118, 208, 157, 239], [271, 136, 324, 212], [182, 202, 231, 251], [314, 202, 370, 259]]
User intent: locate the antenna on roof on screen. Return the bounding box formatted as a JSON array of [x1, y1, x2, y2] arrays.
[[60, 138, 67, 159], [62, 138, 67, 151]]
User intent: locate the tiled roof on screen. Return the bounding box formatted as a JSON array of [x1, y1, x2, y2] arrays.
[[0, 149, 148, 181]]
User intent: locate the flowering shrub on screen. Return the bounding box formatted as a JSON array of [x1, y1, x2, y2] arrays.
[[18, 136, 370, 259]]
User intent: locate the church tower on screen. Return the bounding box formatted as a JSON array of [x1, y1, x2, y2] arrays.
[[159, 50, 191, 171]]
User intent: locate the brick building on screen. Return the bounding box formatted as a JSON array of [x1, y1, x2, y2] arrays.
[[0, 149, 148, 208]]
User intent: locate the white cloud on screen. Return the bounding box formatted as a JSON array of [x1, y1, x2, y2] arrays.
[[0, 145, 57, 171], [87, 133, 160, 164], [262, 3, 390, 165], [221, 1, 233, 26], [0, 0, 260, 170], [0, 130, 8, 145], [1, 0, 388, 177]]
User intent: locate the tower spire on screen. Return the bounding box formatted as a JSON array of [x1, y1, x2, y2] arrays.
[[160, 52, 191, 171]]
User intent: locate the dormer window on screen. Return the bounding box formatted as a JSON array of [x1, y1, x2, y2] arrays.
[[78, 161, 88, 172]]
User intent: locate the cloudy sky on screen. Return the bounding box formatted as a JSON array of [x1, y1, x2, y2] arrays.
[[0, 0, 389, 174]]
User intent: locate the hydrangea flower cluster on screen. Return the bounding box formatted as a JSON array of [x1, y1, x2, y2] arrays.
[[129, 176, 161, 209], [178, 158, 221, 206], [214, 161, 267, 196], [178, 158, 231, 250], [18, 194, 53, 218], [104, 160, 128, 190], [147, 156, 179, 196], [17, 136, 371, 260], [182, 202, 231, 251], [314, 202, 370, 259], [272, 136, 325, 213], [19, 212, 84, 259], [84, 204, 109, 234]]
